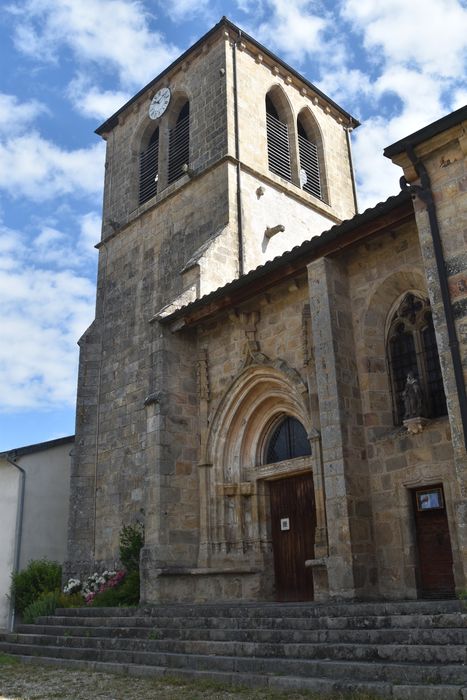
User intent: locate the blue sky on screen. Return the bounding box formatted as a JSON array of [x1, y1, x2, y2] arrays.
[[0, 0, 466, 452]]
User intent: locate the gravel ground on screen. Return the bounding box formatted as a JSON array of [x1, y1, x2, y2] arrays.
[[0, 655, 378, 700]]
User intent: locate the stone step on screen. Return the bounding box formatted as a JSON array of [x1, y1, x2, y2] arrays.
[[3, 632, 466, 664], [0, 654, 403, 699], [34, 610, 467, 630], [13, 654, 467, 700], [52, 599, 462, 619], [5, 601, 466, 696], [1, 641, 467, 686], [13, 623, 467, 646]]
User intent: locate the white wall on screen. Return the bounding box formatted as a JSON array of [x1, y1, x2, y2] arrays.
[[19, 442, 71, 568], [0, 439, 72, 630], [0, 463, 20, 630]]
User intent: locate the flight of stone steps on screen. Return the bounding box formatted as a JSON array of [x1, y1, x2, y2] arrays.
[[1, 599, 466, 698]]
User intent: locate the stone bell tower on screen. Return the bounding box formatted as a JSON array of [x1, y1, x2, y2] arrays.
[[66, 17, 358, 599]]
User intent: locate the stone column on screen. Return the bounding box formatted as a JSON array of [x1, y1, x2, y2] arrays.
[[308, 256, 376, 599]]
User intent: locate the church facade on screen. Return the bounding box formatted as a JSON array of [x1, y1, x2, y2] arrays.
[[67, 18, 467, 603]]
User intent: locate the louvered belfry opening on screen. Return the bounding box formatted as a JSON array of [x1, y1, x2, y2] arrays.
[[168, 101, 190, 184], [297, 117, 322, 200], [266, 95, 291, 182], [139, 127, 159, 205]]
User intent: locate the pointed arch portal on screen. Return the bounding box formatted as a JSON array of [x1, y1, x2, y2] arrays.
[[199, 363, 326, 601]]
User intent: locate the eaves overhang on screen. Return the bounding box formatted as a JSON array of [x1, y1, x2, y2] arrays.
[[384, 105, 467, 159], [160, 190, 413, 329], [0, 435, 75, 460], [95, 16, 359, 137]]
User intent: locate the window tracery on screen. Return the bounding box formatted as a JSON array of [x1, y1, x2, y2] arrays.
[[265, 416, 311, 464], [387, 293, 446, 424]]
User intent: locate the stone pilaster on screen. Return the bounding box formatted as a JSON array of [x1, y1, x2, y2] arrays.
[[387, 120, 467, 590], [308, 256, 376, 599]]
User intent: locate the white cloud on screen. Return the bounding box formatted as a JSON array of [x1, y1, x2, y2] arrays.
[[78, 211, 101, 254], [316, 68, 372, 108], [162, 0, 212, 22], [252, 0, 329, 64], [342, 0, 467, 78], [333, 0, 467, 207], [9, 0, 180, 89], [0, 93, 47, 136], [0, 132, 104, 201], [68, 75, 130, 120], [0, 221, 96, 411]]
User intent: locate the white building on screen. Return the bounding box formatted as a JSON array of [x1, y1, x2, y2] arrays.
[[0, 436, 73, 630]]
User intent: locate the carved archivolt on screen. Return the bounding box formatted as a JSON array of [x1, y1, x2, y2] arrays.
[[207, 360, 310, 474]]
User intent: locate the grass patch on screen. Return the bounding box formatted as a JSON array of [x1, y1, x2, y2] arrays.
[[158, 675, 382, 699], [0, 653, 20, 665]]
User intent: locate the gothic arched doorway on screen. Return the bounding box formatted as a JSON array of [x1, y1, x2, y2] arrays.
[[203, 363, 325, 601], [263, 417, 316, 601]]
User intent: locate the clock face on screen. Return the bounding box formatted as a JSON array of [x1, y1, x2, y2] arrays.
[[149, 87, 171, 120]]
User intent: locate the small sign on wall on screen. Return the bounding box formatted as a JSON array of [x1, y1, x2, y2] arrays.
[[416, 488, 443, 511], [280, 517, 290, 531]]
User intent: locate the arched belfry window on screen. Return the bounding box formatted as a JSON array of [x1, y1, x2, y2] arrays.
[[139, 126, 159, 205], [387, 293, 447, 424], [265, 94, 292, 182], [265, 417, 311, 464], [168, 100, 189, 184], [297, 113, 322, 200]]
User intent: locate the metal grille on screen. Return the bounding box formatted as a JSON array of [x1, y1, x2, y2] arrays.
[[139, 130, 159, 205], [389, 327, 417, 424], [266, 112, 291, 182], [298, 133, 322, 199], [266, 417, 311, 464], [168, 114, 189, 184], [422, 320, 447, 417]]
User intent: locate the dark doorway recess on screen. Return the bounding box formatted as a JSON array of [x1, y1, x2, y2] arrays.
[[412, 484, 455, 598], [269, 472, 316, 602]]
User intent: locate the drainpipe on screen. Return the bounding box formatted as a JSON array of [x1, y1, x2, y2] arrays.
[[345, 120, 359, 214], [232, 30, 245, 277], [402, 143, 467, 451], [5, 454, 26, 631]]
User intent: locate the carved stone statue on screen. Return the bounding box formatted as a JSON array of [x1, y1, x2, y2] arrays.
[[402, 372, 424, 419]]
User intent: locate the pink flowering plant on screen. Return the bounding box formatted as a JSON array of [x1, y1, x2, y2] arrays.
[[63, 570, 126, 605], [62, 521, 143, 607]]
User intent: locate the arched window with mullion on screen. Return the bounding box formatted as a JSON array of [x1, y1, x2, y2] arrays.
[[139, 126, 159, 205], [387, 293, 447, 424]]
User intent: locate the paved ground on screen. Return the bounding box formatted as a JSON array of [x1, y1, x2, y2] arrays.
[[0, 655, 378, 700]]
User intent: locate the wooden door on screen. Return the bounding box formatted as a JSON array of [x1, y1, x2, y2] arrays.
[[412, 484, 455, 598], [269, 472, 316, 601]]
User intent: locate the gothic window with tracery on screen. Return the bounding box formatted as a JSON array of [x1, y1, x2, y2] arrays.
[[265, 416, 311, 463], [387, 293, 447, 424]]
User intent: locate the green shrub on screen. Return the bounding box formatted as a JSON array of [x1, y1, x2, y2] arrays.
[[57, 592, 84, 609], [10, 559, 62, 614], [92, 570, 140, 607], [119, 521, 144, 572], [22, 590, 61, 624]]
